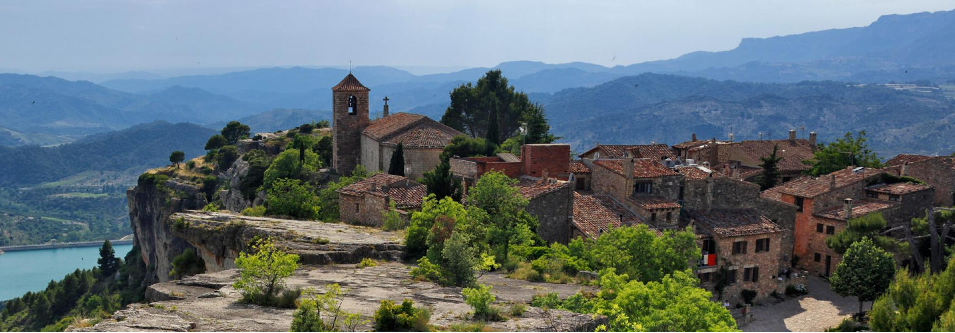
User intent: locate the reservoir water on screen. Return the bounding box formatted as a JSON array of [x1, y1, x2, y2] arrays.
[[0, 244, 133, 301]]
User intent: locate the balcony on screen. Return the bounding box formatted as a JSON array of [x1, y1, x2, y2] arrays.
[[699, 253, 718, 268]]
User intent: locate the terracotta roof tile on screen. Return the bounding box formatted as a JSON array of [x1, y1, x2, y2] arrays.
[[629, 196, 682, 210], [572, 193, 641, 239], [385, 123, 460, 148], [766, 167, 884, 199], [866, 182, 933, 195], [675, 165, 721, 180], [814, 198, 898, 221], [516, 177, 570, 200], [582, 144, 676, 160], [362, 113, 426, 140], [570, 161, 591, 174], [885, 154, 932, 167], [331, 73, 370, 92], [734, 139, 815, 172], [686, 209, 783, 237], [592, 158, 679, 179], [337, 173, 427, 209]]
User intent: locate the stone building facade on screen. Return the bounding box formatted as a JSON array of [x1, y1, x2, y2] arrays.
[[337, 173, 427, 227], [885, 154, 955, 207], [803, 199, 898, 276], [518, 177, 574, 244], [332, 74, 370, 175], [590, 158, 682, 228]]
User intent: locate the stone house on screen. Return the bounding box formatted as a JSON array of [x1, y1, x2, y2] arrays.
[[579, 144, 676, 161], [672, 131, 817, 183], [571, 192, 641, 239], [516, 177, 574, 244], [885, 154, 955, 206], [569, 161, 591, 191], [804, 198, 898, 276], [337, 173, 427, 227], [685, 209, 783, 305], [864, 182, 934, 224], [590, 158, 682, 229], [331, 73, 463, 178]]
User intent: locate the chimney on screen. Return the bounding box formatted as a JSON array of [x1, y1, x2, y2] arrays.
[[843, 198, 853, 220], [709, 138, 719, 166], [789, 129, 796, 141], [623, 158, 634, 182], [382, 96, 390, 117], [691, 133, 697, 142], [829, 174, 836, 191], [809, 132, 817, 147]]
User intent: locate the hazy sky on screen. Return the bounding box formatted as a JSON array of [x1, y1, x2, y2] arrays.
[[2, 0, 954, 74]]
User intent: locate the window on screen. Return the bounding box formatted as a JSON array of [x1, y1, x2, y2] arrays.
[[826, 225, 835, 235], [701, 239, 716, 254], [755, 238, 770, 253], [650, 213, 657, 222], [732, 241, 748, 255], [666, 212, 672, 222], [699, 272, 712, 283], [814, 253, 821, 262], [355, 203, 360, 214], [795, 197, 805, 212], [889, 195, 900, 202], [347, 95, 357, 114], [867, 192, 879, 198], [634, 182, 652, 194], [725, 269, 738, 284], [816, 223, 824, 233], [742, 267, 760, 282]]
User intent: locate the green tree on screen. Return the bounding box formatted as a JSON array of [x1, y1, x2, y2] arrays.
[[522, 105, 557, 144], [290, 284, 365, 332], [266, 178, 320, 219], [830, 237, 896, 316], [485, 106, 501, 147], [291, 134, 315, 164], [439, 135, 494, 162], [757, 144, 781, 190], [233, 238, 300, 305], [239, 149, 271, 201], [216, 145, 239, 170], [373, 299, 431, 332], [170, 248, 207, 279], [440, 70, 551, 142], [870, 255, 955, 331], [804, 131, 882, 176], [420, 161, 462, 201], [439, 231, 478, 287], [97, 240, 120, 278], [221, 121, 251, 145], [584, 225, 700, 283], [204, 134, 228, 150], [826, 212, 905, 256], [389, 142, 406, 176], [312, 136, 333, 167], [467, 171, 534, 261], [169, 151, 185, 169], [29, 293, 51, 328], [406, 195, 472, 258], [262, 148, 321, 189]]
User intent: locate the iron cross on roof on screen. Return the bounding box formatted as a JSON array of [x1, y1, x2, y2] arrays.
[[383, 96, 389, 105]]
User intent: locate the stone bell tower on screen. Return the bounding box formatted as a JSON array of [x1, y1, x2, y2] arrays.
[[331, 73, 370, 175]]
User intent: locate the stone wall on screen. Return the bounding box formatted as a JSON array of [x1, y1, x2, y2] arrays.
[[526, 182, 573, 244], [591, 162, 629, 199], [333, 90, 370, 175], [682, 177, 761, 211], [339, 192, 389, 227], [756, 198, 798, 269], [897, 158, 955, 206], [896, 187, 934, 224], [360, 134, 381, 173], [699, 230, 783, 304]]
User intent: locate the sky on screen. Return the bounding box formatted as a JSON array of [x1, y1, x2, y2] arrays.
[[1, 0, 954, 75]]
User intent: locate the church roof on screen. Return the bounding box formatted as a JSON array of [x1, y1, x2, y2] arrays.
[[332, 73, 370, 92], [363, 113, 464, 148]]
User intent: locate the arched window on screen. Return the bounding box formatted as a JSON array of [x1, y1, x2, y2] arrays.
[[347, 95, 357, 114]]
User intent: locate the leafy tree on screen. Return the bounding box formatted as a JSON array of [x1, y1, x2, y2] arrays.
[[389, 142, 406, 176], [462, 284, 499, 321], [593, 269, 737, 331], [439, 231, 478, 287], [291, 134, 314, 164], [830, 237, 896, 316], [467, 171, 534, 261], [169, 151, 185, 169], [262, 148, 321, 189], [221, 121, 251, 145], [312, 136, 333, 167], [585, 225, 700, 283], [204, 134, 228, 150], [804, 131, 882, 176], [216, 145, 239, 170], [239, 149, 271, 201], [522, 105, 557, 144], [266, 178, 320, 219], [826, 212, 905, 256], [97, 240, 120, 278], [439, 135, 494, 162], [440, 70, 551, 143], [420, 161, 461, 201], [233, 238, 300, 305], [870, 255, 955, 331], [406, 195, 473, 258], [757, 144, 781, 190]]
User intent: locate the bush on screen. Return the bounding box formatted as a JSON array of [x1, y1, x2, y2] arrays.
[[507, 262, 542, 282], [265, 178, 320, 220], [290, 296, 327, 332], [202, 202, 220, 212], [509, 304, 526, 317], [233, 238, 300, 307], [826, 318, 869, 332], [373, 299, 431, 332], [169, 249, 206, 279], [531, 293, 561, 309], [440, 232, 477, 287], [786, 284, 808, 297], [741, 289, 757, 305], [241, 205, 266, 217], [382, 202, 407, 231], [185, 160, 196, 169], [409, 257, 443, 283], [462, 284, 501, 321], [357, 258, 377, 269], [216, 145, 239, 171], [290, 285, 365, 332]]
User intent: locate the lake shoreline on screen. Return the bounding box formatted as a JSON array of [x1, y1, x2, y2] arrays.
[[0, 239, 133, 253]]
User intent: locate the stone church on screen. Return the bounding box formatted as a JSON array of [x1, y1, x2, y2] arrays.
[[332, 73, 464, 179]]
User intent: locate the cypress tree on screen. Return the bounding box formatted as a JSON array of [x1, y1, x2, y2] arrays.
[[389, 143, 405, 176], [758, 144, 782, 190], [486, 106, 500, 146]]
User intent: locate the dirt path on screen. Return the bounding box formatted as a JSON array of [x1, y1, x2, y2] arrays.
[[743, 276, 868, 332]]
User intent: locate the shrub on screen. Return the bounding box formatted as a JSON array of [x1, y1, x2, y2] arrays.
[[265, 178, 320, 220], [169, 249, 206, 279], [531, 293, 561, 309], [298, 123, 314, 134], [357, 258, 377, 269], [241, 205, 266, 217], [216, 145, 239, 171], [290, 285, 365, 332], [440, 232, 477, 287], [507, 262, 542, 282], [826, 318, 869, 332], [373, 299, 431, 332], [786, 284, 808, 297], [509, 303, 526, 317], [202, 176, 219, 202], [382, 202, 407, 231], [185, 160, 196, 170], [202, 202, 220, 212], [462, 284, 501, 321], [409, 257, 443, 283], [290, 296, 327, 332], [233, 238, 300, 307], [741, 289, 757, 305]]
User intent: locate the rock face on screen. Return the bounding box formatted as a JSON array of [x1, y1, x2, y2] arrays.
[[80, 264, 604, 332], [219, 158, 252, 213]]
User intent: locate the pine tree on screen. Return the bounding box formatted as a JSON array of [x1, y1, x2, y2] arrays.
[[757, 144, 782, 190], [97, 240, 119, 278], [389, 143, 405, 176], [485, 107, 500, 155]]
